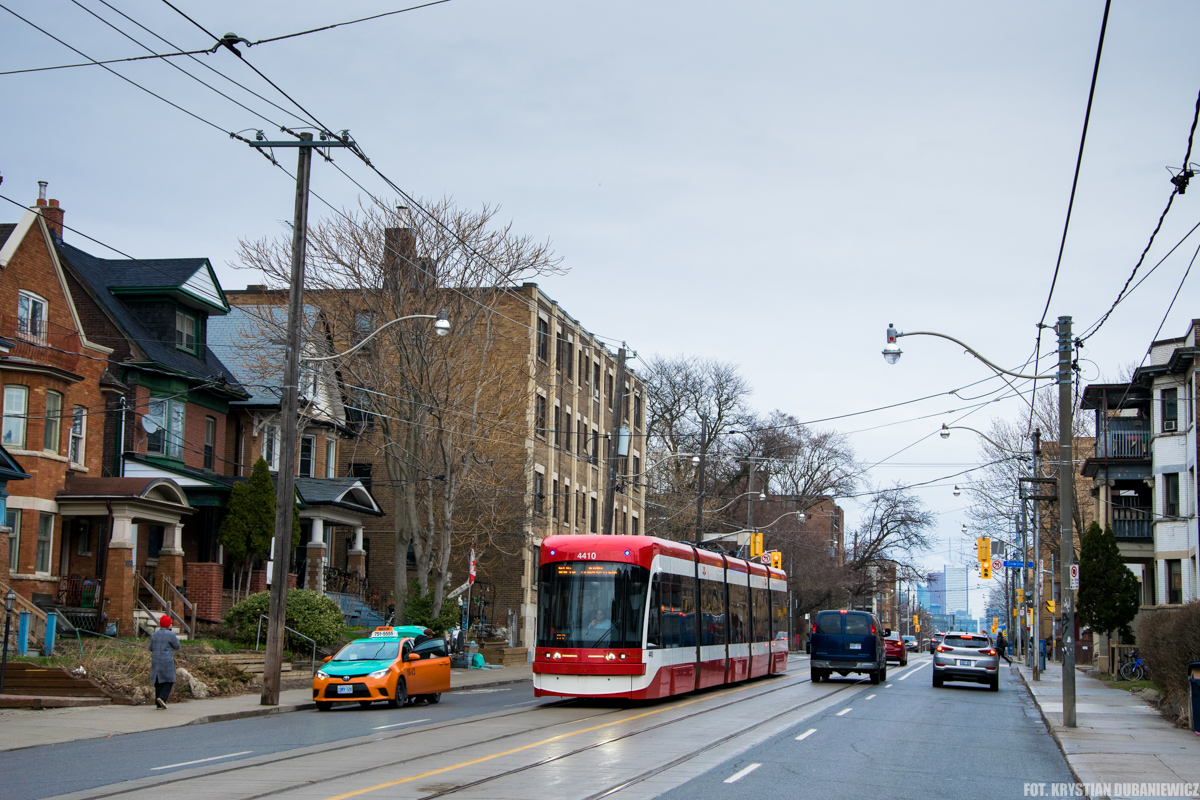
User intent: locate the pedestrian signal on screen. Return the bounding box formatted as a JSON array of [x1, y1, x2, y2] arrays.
[[1016, 589, 1024, 602], [1046, 599, 1055, 613], [749, 532, 764, 559], [977, 537, 991, 563]]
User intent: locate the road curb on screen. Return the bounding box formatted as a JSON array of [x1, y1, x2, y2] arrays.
[[1013, 666, 1088, 790], [185, 703, 313, 725]]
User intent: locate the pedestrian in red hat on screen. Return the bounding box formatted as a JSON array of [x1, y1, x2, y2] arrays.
[[149, 615, 180, 709]]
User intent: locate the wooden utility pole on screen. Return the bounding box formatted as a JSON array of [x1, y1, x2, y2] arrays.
[[602, 347, 627, 535], [1056, 316, 1077, 727], [249, 132, 354, 705]]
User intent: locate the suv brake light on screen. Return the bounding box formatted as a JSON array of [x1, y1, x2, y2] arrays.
[[983, 648, 997, 656], [936, 645, 947, 652]]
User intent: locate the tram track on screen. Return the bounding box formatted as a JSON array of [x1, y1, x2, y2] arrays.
[[65, 665, 854, 800]]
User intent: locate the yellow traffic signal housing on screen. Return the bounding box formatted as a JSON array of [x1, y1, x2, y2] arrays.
[[1016, 589, 1024, 602], [1046, 599, 1055, 614], [981, 563, 992, 580], [770, 551, 782, 570], [977, 537, 991, 563], [914, 622, 920, 632], [912, 614, 919, 627], [749, 532, 764, 559]]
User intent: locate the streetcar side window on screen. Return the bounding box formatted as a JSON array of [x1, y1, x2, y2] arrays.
[[771, 589, 787, 640], [647, 573, 661, 648], [700, 578, 726, 647], [751, 586, 769, 642], [728, 580, 748, 644]]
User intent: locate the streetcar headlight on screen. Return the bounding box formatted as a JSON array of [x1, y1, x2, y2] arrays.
[[606, 652, 616, 662], [552, 652, 561, 660], [316, 670, 329, 680], [619, 653, 627, 660], [369, 668, 390, 680]]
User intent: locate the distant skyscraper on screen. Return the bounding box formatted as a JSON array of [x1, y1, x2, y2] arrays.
[[927, 571, 945, 615], [917, 584, 931, 612], [943, 566, 968, 619]]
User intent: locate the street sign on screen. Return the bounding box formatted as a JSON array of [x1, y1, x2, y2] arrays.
[[1069, 563, 1079, 590], [991, 559, 1002, 573], [1003, 560, 1034, 568]]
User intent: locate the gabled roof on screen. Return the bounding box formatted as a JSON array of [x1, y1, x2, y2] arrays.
[[294, 476, 382, 516], [58, 242, 247, 396], [0, 443, 29, 482], [207, 304, 324, 406], [97, 256, 228, 314]]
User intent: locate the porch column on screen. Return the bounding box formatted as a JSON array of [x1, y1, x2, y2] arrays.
[[105, 514, 136, 637], [347, 525, 366, 579], [157, 522, 185, 590], [306, 518, 326, 594]]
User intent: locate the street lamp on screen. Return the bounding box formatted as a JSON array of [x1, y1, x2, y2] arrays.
[[881, 318, 1079, 727], [2, 589, 15, 694], [302, 310, 451, 362]]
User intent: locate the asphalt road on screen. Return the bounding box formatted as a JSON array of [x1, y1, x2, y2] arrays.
[[658, 655, 1076, 800], [3, 683, 545, 800]]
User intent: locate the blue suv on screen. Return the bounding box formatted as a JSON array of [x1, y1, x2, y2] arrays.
[[809, 609, 887, 684]]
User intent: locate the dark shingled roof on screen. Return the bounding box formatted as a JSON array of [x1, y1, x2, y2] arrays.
[[58, 242, 247, 396]]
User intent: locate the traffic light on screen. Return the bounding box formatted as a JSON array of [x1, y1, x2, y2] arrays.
[[915, 622, 920, 632], [749, 532, 763, 559], [981, 562, 992, 580], [976, 536, 991, 563], [913, 614, 919, 627], [1046, 599, 1055, 614], [770, 551, 782, 570]]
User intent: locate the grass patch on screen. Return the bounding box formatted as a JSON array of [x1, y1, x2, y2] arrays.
[[182, 637, 241, 654], [1107, 677, 1161, 693]]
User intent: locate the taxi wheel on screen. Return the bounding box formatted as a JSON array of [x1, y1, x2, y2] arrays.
[[426, 693, 441, 704], [316, 701, 332, 712], [387, 679, 407, 709]]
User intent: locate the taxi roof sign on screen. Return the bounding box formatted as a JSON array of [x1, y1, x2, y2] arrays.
[[370, 627, 400, 638]]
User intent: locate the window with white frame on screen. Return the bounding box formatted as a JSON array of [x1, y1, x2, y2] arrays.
[[299, 435, 315, 477], [17, 291, 46, 342], [263, 424, 279, 470], [2, 385, 28, 449], [69, 405, 86, 466], [43, 390, 62, 453], [175, 309, 197, 353], [6, 508, 19, 574], [35, 512, 53, 574], [145, 397, 185, 460], [325, 438, 336, 478]]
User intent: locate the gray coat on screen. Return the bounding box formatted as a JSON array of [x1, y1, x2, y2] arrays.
[[149, 628, 180, 684]]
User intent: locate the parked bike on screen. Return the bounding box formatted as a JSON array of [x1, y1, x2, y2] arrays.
[[1119, 648, 1148, 682]]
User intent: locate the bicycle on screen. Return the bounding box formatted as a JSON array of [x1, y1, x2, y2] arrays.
[[1119, 649, 1147, 682]]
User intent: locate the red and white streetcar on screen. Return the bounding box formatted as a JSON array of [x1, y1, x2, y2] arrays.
[[533, 534, 788, 700]]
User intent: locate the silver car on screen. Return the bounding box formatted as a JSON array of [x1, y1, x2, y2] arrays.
[[932, 632, 999, 691]]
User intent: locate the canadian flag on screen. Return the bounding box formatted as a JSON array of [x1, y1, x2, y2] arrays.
[[468, 547, 476, 585]]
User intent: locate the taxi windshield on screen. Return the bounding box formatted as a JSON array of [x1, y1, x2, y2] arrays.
[[332, 640, 400, 662]]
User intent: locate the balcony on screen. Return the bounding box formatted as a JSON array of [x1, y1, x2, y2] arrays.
[[1094, 417, 1150, 459], [1112, 506, 1153, 540], [0, 314, 81, 374]]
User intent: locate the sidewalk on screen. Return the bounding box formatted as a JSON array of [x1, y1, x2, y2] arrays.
[[1014, 660, 1198, 792], [0, 663, 531, 752]]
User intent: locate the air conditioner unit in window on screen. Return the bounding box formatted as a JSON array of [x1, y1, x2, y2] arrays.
[[1163, 420, 1178, 432]]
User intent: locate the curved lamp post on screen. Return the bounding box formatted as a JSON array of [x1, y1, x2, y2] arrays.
[[303, 310, 450, 363], [883, 318, 1078, 727]]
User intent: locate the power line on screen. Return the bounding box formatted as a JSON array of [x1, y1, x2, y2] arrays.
[[248, 1, 452, 47], [0, 45, 211, 75]]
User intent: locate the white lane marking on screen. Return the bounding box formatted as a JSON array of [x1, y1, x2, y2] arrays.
[[151, 751, 253, 771], [884, 683, 893, 688], [373, 718, 431, 730], [724, 763, 762, 784], [865, 694, 876, 700], [794, 728, 817, 741], [836, 707, 852, 716], [899, 661, 930, 680]]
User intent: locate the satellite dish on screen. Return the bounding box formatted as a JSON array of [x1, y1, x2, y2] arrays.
[[141, 416, 159, 434]]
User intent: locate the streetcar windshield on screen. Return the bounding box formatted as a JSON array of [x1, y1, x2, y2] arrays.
[[537, 562, 649, 649]]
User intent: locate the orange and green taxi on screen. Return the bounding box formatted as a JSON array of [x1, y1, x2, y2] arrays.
[[313, 626, 451, 710]]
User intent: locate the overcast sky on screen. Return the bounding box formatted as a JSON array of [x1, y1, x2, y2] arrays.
[[4, 1, 1198, 616]]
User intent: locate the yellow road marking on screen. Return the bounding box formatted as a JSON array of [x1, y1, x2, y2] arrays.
[[323, 680, 767, 799]]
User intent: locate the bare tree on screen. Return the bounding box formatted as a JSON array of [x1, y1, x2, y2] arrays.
[[237, 199, 562, 620], [843, 486, 935, 605]]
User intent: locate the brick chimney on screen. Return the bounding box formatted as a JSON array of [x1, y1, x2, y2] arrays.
[[35, 181, 64, 240]]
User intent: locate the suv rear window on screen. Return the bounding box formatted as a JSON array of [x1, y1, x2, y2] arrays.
[[816, 613, 842, 635], [943, 635, 988, 648], [843, 614, 871, 635]]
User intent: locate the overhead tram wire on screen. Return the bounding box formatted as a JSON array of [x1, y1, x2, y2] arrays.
[[1, 1, 448, 78], [0, 3, 261, 145], [1080, 80, 1200, 345], [1027, 0, 1112, 438], [64, 0, 303, 131]]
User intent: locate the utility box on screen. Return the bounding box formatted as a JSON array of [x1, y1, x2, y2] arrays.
[[1188, 662, 1200, 734]]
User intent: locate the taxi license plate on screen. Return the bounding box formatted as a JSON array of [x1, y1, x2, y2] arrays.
[[848, 643, 861, 650], [957, 659, 973, 667], [337, 685, 354, 694]]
